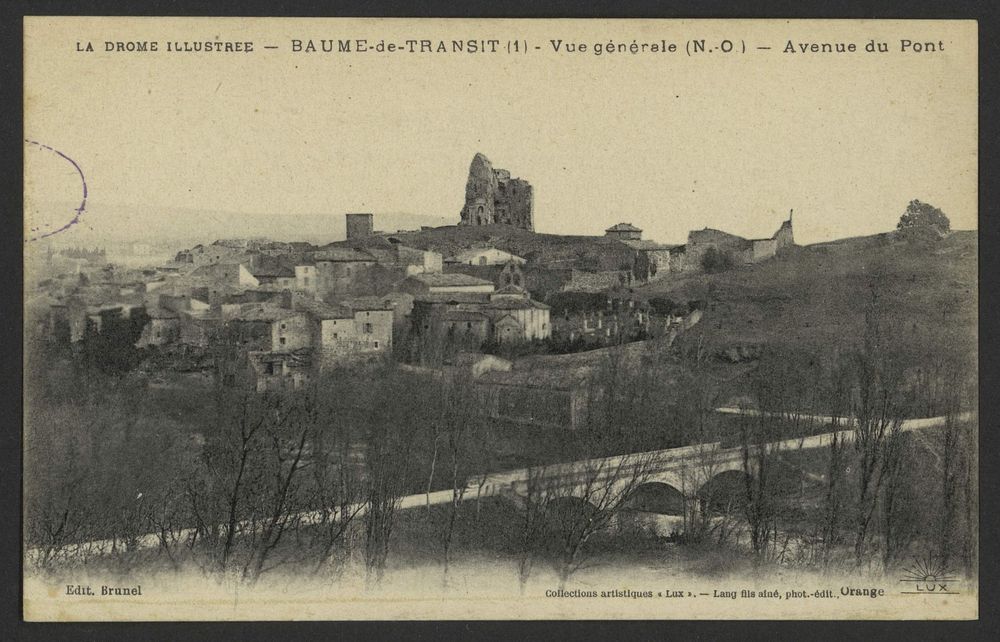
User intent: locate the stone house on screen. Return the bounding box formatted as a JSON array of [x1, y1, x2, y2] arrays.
[[622, 240, 676, 282], [136, 307, 181, 347], [299, 298, 394, 371], [408, 264, 551, 347], [173, 242, 252, 268], [186, 263, 261, 298], [225, 307, 312, 352], [311, 247, 379, 298], [247, 349, 313, 392], [294, 260, 318, 296], [446, 247, 527, 267], [605, 222, 643, 241], [484, 289, 551, 343], [250, 261, 297, 290], [364, 239, 444, 275], [221, 297, 395, 388]]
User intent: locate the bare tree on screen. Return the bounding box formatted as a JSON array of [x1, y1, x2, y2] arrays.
[[306, 376, 365, 576], [241, 390, 320, 583], [541, 452, 655, 589], [738, 404, 785, 567], [935, 359, 977, 575], [514, 466, 553, 594], [879, 428, 915, 569], [359, 368, 424, 587], [818, 429, 849, 569], [850, 292, 906, 568], [816, 354, 855, 570]]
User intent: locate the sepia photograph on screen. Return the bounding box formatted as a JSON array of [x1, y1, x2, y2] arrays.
[[21, 17, 979, 621]]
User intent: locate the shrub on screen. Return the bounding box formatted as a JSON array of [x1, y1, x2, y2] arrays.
[[701, 246, 735, 273]]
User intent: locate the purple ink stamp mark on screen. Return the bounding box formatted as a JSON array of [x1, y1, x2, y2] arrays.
[[24, 139, 88, 242]]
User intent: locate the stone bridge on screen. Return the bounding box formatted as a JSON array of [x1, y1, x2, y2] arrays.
[[424, 409, 972, 520], [26, 409, 969, 563]]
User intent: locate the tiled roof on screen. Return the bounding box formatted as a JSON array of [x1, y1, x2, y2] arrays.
[[252, 264, 295, 278], [493, 284, 528, 296], [232, 307, 301, 322], [441, 310, 490, 322], [293, 297, 353, 320], [313, 248, 376, 262], [606, 222, 642, 232], [412, 292, 491, 304], [485, 298, 550, 311], [410, 273, 493, 287], [342, 295, 395, 311]]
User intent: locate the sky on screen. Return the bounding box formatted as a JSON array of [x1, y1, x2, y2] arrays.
[[24, 18, 977, 247]]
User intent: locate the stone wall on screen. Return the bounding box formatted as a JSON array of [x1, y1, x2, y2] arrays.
[[683, 228, 748, 272], [561, 269, 633, 292], [773, 217, 795, 250]]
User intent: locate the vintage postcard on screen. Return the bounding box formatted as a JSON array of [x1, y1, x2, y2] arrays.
[[22, 17, 978, 620]]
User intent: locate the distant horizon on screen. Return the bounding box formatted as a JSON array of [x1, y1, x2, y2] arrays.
[[29, 195, 975, 252], [25, 20, 976, 252], [31, 197, 976, 257]]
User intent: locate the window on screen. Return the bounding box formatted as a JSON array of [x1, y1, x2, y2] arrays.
[[374, 341, 380, 349], [466, 322, 472, 329], [279, 337, 286, 346], [479, 256, 487, 266], [332, 332, 338, 339], [363, 323, 373, 334], [280, 323, 286, 329]]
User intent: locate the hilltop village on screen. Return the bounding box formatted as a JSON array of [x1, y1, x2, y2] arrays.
[[29, 153, 796, 429]]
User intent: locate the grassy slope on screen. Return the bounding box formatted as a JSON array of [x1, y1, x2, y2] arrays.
[[634, 230, 977, 357]]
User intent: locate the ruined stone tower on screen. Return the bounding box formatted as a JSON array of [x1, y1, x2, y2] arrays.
[[459, 153, 534, 231]]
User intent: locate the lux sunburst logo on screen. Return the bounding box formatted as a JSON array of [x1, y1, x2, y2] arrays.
[[898, 554, 960, 594]]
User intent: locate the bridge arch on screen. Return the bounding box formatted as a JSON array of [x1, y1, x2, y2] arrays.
[[697, 470, 749, 513], [621, 482, 686, 515]]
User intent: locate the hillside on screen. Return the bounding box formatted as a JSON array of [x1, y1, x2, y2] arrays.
[[634, 230, 977, 360], [331, 224, 635, 271]]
